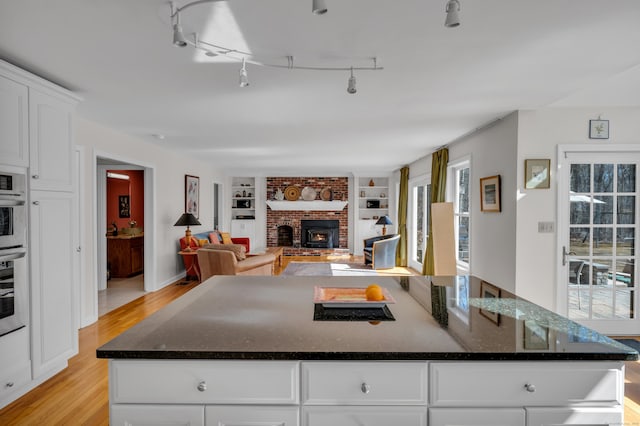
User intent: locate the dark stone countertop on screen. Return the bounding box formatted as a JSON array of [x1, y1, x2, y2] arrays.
[[96, 275, 639, 361]]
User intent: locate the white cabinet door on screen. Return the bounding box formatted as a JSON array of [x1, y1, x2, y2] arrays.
[[28, 89, 75, 191], [111, 404, 205, 426], [0, 75, 28, 167], [206, 406, 299, 426], [304, 406, 426, 426], [526, 407, 623, 425], [231, 219, 256, 240], [429, 408, 525, 426], [30, 191, 77, 377]]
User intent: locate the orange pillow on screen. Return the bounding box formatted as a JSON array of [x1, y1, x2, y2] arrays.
[[220, 232, 233, 244], [198, 239, 209, 247], [208, 232, 221, 244]]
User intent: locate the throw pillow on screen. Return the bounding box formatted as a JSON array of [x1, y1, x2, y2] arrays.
[[220, 232, 233, 245], [208, 232, 221, 244], [202, 243, 247, 261], [198, 239, 209, 247]]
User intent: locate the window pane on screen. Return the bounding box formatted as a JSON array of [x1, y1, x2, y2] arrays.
[[593, 228, 613, 256], [593, 164, 614, 192], [570, 227, 590, 256], [615, 259, 635, 287], [570, 200, 590, 225], [617, 164, 636, 193], [593, 195, 613, 224], [415, 185, 425, 264], [617, 196, 635, 224], [570, 164, 590, 192], [615, 289, 634, 319], [616, 228, 635, 256], [590, 258, 611, 286], [458, 168, 469, 214], [458, 216, 469, 262]]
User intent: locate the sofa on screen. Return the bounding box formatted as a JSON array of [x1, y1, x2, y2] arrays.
[[197, 246, 275, 281], [179, 230, 251, 281], [363, 234, 400, 270]]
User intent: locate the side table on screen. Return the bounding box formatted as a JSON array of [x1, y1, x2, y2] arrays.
[[178, 250, 200, 283]]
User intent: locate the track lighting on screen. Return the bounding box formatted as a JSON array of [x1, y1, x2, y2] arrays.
[[172, 11, 188, 47], [312, 0, 328, 15], [445, 0, 461, 28], [347, 68, 356, 94], [239, 58, 249, 87]]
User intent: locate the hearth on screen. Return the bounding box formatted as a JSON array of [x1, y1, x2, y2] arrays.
[[301, 220, 339, 249]]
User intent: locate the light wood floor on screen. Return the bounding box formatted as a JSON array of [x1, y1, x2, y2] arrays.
[[0, 256, 638, 424]]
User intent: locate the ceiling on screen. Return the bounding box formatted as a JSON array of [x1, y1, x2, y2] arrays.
[[1, 1, 640, 175]]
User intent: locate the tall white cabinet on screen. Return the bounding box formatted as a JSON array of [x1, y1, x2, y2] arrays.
[[0, 60, 80, 409]]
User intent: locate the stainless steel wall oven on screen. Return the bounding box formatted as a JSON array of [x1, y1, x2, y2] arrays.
[[0, 170, 27, 337]]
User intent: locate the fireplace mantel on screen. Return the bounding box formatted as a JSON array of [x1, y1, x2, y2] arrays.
[[266, 200, 348, 211]]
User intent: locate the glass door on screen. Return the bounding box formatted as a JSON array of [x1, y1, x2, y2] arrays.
[[559, 150, 638, 335], [409, 177, 430, 272]]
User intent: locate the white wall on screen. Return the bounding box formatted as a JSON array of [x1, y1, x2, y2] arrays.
[[75, 118, 223, 326], [516, 107, 640, 310]]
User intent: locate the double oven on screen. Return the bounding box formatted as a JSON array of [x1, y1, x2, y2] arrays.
[[0, 170, 27, 337]]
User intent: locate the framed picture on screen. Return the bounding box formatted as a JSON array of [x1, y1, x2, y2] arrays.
[[185, 175, 199, 218], [523, 320, 549, 350], [589, 119, 609, 139], [118, 195, 130, 218], [524, 159, 551, 189], [480, 175, 501, 212], [479, 280, 500, 325]]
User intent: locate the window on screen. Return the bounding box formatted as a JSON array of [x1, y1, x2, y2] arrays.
[[449, 160, 470, 269], [409, 177, 431, 271]]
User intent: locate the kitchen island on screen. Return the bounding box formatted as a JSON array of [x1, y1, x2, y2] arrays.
[[97, 275, 638, 426]]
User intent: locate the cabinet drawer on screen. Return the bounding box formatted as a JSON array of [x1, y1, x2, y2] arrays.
[[303, 406, 427, 426], [302, 361, 427, 405], [429, 408, 525, 426], [526, 407, 623, 425], [0, 362, 31, 402], [111, 360, 299, 404], [430, 362, 622, 407], [206, 405, 299, 426], [111, 404, 205, 426]]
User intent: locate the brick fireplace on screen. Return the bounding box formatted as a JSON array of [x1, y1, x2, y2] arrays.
[[266, 177, 349, 256]]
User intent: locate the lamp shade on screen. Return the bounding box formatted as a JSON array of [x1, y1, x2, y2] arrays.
[[174, 213, 201, 227], [376, 215, 393, 225]]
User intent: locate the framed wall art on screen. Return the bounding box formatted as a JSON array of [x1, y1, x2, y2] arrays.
[[479, 280, 501, 325], [524, 159, 550, 189], [185, 175, 199, 218], [118, 195, 130, 218], [589, 119, 609, 139], [480, 175, 501, 212]]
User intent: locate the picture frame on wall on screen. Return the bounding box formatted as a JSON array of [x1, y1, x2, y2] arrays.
[[479, 280, 500, 325], [185, 175, 199, 218], [118, 195, 130, 218], [589, 119, 609, 139], [524, 159, 551, 189], [480, 175, 501, 212]]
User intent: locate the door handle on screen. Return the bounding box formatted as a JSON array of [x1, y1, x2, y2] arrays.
[[562, 246, 576, 266]]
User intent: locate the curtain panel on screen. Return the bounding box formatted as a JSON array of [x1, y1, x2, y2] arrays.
[[396, 166, 409, 266], [422, 148, 449, 275]]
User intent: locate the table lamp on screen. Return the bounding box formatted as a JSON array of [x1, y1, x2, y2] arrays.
[[174, 212, 201, 251], [376, 215, 393, 236]]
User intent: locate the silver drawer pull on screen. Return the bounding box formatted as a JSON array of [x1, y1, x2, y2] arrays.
[[197, 381, 207, 392], [32, 175, 39, 179], [5, 382, 14, 388], [524, 383, 536, 393], [361, 382, 371, 394]]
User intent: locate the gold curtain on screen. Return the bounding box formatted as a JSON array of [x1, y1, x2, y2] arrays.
[[396, 166, 409, 266], [422, 148, 449, 275]]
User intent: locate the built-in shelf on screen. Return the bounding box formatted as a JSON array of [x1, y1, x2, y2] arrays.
[[266, 200, 348, 211]]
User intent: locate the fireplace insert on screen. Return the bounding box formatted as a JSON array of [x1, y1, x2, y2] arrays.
[[301, 220, 339, 248]]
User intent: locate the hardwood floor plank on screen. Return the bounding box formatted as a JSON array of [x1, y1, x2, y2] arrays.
[[0, 257, 638, 424]]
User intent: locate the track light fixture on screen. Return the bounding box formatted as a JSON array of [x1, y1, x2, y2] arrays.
[[347, 68, 357, 94], [239, 58, 249, 87], [445, 0, 461, 28], [168, 0, 382, 91], [312, 0, 328, 15]]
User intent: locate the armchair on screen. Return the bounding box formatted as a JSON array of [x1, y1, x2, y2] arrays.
[[363, 234, 400, 270]]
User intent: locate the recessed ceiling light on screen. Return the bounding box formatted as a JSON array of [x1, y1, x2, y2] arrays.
[[152, 134, 165, 140]]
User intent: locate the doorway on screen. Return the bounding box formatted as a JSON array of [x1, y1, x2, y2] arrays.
[[96, 157, 153, 317], [557, 145, 639, 335]]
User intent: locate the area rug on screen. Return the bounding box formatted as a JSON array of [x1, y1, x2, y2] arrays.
[[281, 262, 377, 276], [614, 339, 640, 353]]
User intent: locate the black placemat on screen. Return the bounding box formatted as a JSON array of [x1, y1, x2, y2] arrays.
[[313, 304, 395, 321]]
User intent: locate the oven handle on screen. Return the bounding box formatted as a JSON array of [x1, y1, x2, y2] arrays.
[[0, 199, 25, 207], [0, 248, 26, 262]]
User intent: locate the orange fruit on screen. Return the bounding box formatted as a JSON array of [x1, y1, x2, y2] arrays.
[[365, 284, 384, 301]]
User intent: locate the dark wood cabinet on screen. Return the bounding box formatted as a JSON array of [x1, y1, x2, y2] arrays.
[[107, 235, 144, 278]]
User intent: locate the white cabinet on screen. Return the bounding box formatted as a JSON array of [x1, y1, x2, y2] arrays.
[[303, 406, 426, 426], [231, 219, 256, 240], [0, 327, 31, 408], [28, 89, 75, 192], [111, 404, 205, 426], [429, 408, 525, 426], [29, 191, 78, 377], [206, 406, 299, 426], [526, 407, 623, 425], [0, 75, 28, 167]]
